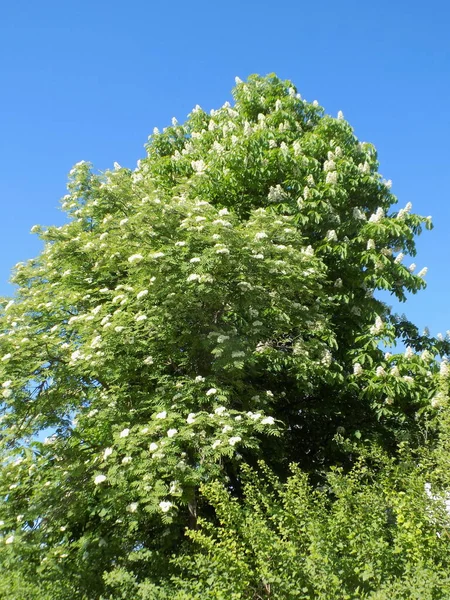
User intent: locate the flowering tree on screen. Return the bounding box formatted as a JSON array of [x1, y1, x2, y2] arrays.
[[0, 74, 449, 598]]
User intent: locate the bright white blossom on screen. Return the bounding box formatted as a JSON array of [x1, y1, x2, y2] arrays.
[[191, 160, 207, 174], [103, 448, 113, 460], [149, 442, 158, 452], [370, 316, 384, 335], [397, 203, 412, 219], [187, 413, 196, 424], [212, 219, 232, 227], [323, 159, 336, 172], [404, 347, 414, 359], [376, 366, 386, 377], [156, 411, 167, 419], [255, 232, 267, 241], [206, 388, 217, 396], [229, 436, 242, 446], [390, 365, 400, 377], [245, 412, 258, 420], [369, 208, 384, 223], [421, 350, 432, 362], [159, 501, 173, 513], [431, 393, 446, 408], [94, 474, 107, 485], [128, 254, 144, 263], [70, 350, 83, 362], [91, 336, 102, 348], [325, 171, 338, 184], [261, 416, 275, 425], [119, 428, 130, 438], [353, 363, 363, 376], [167, 429, 178, 438], [440, 360, 449, 377], [417, 267, 428, 278]]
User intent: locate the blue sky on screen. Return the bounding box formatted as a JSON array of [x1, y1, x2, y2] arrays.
[[1, 0, 449, 336]]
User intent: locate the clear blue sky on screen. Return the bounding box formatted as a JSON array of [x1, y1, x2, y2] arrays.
[[1, 0, 449, 336]]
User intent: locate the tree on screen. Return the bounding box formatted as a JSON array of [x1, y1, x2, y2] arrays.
[[1, 74, 449, 598]]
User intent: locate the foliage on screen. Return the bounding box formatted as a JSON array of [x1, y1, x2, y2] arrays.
[[166, 445, 450, 599], [0, 73, 449, 597]]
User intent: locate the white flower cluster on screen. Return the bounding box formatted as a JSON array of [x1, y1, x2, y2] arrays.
[[354, 208, 366, 221], [404, 347, 414, 359], [369, 316, 384, 335], [353, 363, 363, 376], [2, 380, 12, 399], [159, 500, 173, 513], [417, 267, 428, 278], [325, 171, 338, 185], [268, 185, 285, 203], [440, 360, 449, 377], [368, 207, 384, 223], [128, 254, 143, 263], [396, 202, 412, 220]]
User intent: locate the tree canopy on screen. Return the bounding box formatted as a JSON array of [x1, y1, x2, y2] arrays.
[[1, 74, 450, 599]]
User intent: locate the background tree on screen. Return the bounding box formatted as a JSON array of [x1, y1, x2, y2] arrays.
[[1, 74, 449, 598]]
